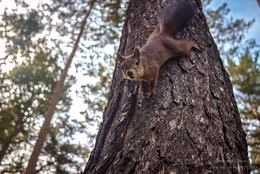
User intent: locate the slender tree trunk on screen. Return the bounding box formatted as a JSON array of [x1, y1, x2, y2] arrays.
[[24, 1, 96, 173], [83, 0, 250, 173]]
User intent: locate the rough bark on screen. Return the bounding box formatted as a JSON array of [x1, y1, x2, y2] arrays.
[[24, 1, 96, 173], [83, 0, 250, 173]]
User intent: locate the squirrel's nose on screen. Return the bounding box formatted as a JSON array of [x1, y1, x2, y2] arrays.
[[127, 71, 134, 79]]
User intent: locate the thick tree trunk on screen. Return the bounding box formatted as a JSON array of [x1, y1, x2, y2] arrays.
[[83, 0, 250, 173]]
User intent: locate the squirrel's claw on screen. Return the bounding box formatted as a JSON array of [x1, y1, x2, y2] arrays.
[[145, 90, 156, 98], [194, 44, 205, 51], [145, 92, 152, 98]]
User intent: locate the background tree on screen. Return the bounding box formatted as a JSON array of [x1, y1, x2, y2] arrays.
[[0, 0, 128, 172], [40, 0, 128, 140], [83, 0, 250, 173], [202, 0, 255, 57], [0, 2, 90, 173], [24, 0, 96, 173], [0, 43, 89, 173], [0, 10, 43, 66], [227, 50, 260, 172]]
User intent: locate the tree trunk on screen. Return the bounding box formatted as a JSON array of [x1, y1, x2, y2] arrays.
[[83, 0, 250, 173], [24, 1, 96, 173]]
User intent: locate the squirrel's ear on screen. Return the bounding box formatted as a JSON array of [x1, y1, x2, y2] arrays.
[[117, 52, 125, 63], [133, 47, 140, 60]]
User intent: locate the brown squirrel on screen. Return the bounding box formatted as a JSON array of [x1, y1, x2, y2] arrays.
[[117, 1, 204, 97]]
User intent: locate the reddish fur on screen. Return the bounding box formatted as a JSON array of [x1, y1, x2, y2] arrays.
[[117, 1, 205, 98]]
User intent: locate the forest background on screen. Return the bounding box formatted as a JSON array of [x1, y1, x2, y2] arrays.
[[0, 0, 259, 173]]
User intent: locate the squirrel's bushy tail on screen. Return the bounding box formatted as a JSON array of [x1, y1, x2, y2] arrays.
[[159, 0, 195, 36]]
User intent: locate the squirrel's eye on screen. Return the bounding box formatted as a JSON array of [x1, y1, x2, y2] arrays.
[[136, 61, 139, 66]]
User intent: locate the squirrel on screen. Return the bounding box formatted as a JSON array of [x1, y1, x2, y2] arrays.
[[117, 0, 204, 98]]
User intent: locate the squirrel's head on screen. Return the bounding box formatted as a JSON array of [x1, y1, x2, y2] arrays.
[[117, 47, 144, 80]]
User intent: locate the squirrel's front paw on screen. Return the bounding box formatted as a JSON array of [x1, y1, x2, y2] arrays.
[[195, 44, 205, 51], [145, 90, 156, 98], [145, 92, 152, 98]]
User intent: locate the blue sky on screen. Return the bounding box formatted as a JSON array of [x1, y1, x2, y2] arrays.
[[210, 0, 260, 42]]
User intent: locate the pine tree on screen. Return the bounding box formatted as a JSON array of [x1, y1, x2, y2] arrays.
[[0, 2, 90, 173], [227, 50, 260, 173], [83, 0, 250, 173], [24, 0, 96, 173]]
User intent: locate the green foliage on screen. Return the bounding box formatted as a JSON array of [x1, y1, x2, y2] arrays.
[[0, 46, 74, 172], [91, 0, 127, 46], [36, 0, 127, 121], [228, 50, 260, 95], [0, 10, 43, 59], [81, 52, 116, 118], [0, 2, 90, 173], [37, 118, 90, 173], [202, 0, 255, 57], [66, 0, 127, 136], [227, 50, 260, 172]]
